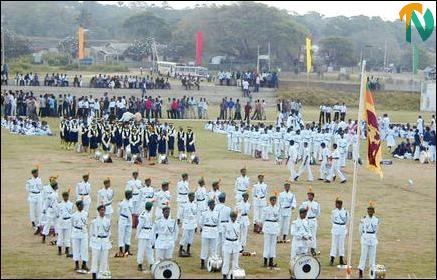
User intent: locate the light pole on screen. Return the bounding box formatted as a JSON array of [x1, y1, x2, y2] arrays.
[[360, 44, 372, 71]]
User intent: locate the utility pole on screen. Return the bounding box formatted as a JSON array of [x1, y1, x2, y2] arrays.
[[268, 41, 271, 72], [383, 40, 387, 71], [256, 45, 259, 73], [1, 15, 5, 65]]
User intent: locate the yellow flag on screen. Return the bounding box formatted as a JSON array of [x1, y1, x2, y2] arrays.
[[306, 37, 312, 73], [78, 26, 85, 59]]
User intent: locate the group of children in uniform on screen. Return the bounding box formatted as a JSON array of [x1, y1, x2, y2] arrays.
[[59, 116, 199, 165], [1, 116, 53, 136], [25, 167, 379, 279]]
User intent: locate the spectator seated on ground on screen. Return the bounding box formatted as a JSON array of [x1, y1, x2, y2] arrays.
[[392, 141, 413, 159]]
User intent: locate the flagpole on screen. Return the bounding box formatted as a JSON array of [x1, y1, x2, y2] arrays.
[[346, 60, 366, 278], [257, 45, 260, 74]]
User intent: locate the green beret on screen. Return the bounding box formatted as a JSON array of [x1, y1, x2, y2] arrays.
[[299, 207, 308, 213], [188, 192, 195, 197], [230, 211, 238, 218], [212, 181, 220, 187], [207, 199, 215, 206], [162, 180, 169, 186], [182, 173, 188, 178], [269, 195, 277, 201], [145, 202, 153, 210], [31, 168, 38, 174]]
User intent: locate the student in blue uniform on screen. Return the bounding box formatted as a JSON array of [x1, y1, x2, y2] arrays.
[[88, 124, 99, 153], [177, 127, 186, 158], [167, 123, 175, 157], [147, 126, 158, 164], [158, 131, 168, 159], [81, 122, 89, 153], [186, 127, 196, 155]]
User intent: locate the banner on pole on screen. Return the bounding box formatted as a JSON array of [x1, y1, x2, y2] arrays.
[[306, 37, 312, 73], [195, 31, 203, 66], [78, 26, 85, 59]]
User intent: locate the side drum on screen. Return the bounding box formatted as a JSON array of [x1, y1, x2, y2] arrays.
[[289, 255, 320, 279]]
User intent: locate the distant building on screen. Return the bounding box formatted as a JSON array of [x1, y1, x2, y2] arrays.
[[89, 43, 130, 63]]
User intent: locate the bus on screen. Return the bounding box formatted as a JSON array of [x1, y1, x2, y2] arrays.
[[157, 61, 177, 76], [174, 65, 208, 78]]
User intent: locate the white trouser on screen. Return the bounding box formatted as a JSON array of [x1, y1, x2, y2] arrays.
[[57, 227, 72, 247], [430, 145, 436, 162], [82, 197, 91, 213], [222, 251, 239, 276], [177, 202, 187, 221], [263, 233, 277, 258], [298, 162, 314, 181], [308, 220, 317, 249], [91, 248, 109, 274], [330, 233, 346, 257], [28, 199, 41, 226], [201, 237, 217, 260], [232, 140, 241, 152], [216, 232, 224, 257], [72, 236, 89, 261], [243, 140, 249, 155], [137, 239, 155, 265], [42, 215, 57, 236], [327, 164, 346, 181], [227, 135, 232, 151], [340, 152, 347, 167], [358, 243, 377, 271], [156, 247, 174, 261], [413, 145, 421, 159], [131, 198, 140, 215], [240, 223, 248, 248], [179, 228, 195, 246], [261, 144, 269, 160], [273, 141, 282, 158], [291, 239, 309, 258], [279, 216, 291, 236], [253, 202, 265, 224], [283, 142, 289, 158], [288, 162, 297, 180], [319, 162, 330, 180], [118, 221, 132, 247], [353, 144, 359, 162]]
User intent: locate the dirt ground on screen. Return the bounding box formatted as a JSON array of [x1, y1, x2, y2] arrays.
[[1, 112, 436, 279]]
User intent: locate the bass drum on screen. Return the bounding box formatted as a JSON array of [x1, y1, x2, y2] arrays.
[[289, 255, 321, 279], [207, 256, 223, 272], [369, 264, 386, 279], [419, 150, 429, 164], [152, 260, 181, 279]]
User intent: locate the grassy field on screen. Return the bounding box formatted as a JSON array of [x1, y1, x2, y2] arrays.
[[1, 109, 436, 279]]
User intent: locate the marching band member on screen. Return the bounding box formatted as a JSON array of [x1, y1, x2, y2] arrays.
[[278, 181, 296, 243], [262, 196, 279, 268], [155, 181, 172, 219], [236, 192, 250, 252], [154, 206, 178, 261], [326, 143, 347, 183], [234, 167, 250, 203], [300, 187, 320, 256], [125, 171, 142, 226], [71, 200, 89, 272], [200, 199, 219, 269], [89, 205, 112, 280], [176, 173, 190, 225], [97, 178, 114, 221], [253, 174, 268, 233], [179, 192, 197, 257], [318, 143, 331, 181], [26, 167, 43, 234], [330, 196, 349, 266], [136, 202, 155, 272], [208, 180, 222, 205], [41, 178, 59, 244], [116, 190, 133, 257], [139, 177, 155, 216], [76, 173, 92, 214], [222, 211, 241, 279], [290, 206, 312, 258], [216, 192, 231, 258], [358, 201, 379, 279], [195, 178, 208, 231], [295, 142, 314, 182], [286, 140, 298, 181], [57, 191, 74, 257]]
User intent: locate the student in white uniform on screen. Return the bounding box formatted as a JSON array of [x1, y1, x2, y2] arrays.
[[222, 211, 241, 279], [179, 192, 198, 257], [286, 140, 298, 181], [234, 167, 250, 203], [57, 191, 74, 257], [200, 199, 220, 269], [176, 173, 190, 225], [136, 202, 155, 272], [139, 177, 155, 215], [125, 171, 142, 223], [154, 206, 178, 261], [71, 200, 89, 272], [278, 182, 296, 243], [290, 206, 312, 258], [236, 192, 250, 252], [262, 196, 280, 268], [216, 192, 232, 258], [358, 202, 380, 279], [155, 181, 172, 219], [97, 178, 114, 221], [76, 174, 92, 214], [116, 190, 133, 257], [89, 205, 112, 280], [295, 142, 314, 182], [318, 143, 331, 181], [253, 174, 268, 233], [326, 143, 347, 184], [195, 178, 208, 231], [26, 167, 43, 234], [300, 187, 320, 256], [329, 196, 349, 266], [41, 179, 59, 244]]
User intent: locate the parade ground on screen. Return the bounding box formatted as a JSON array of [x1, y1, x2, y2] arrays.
[[1, 104, 436, 279]]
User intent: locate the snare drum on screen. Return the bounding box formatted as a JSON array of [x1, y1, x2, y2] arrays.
[[289, 255, 321, 279], [207, 256, 223, 272], [369, 264, 386, 279], [152, 260, 181, 279], [230, 268, 246, 279]]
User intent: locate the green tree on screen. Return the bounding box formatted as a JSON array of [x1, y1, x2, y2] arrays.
[[123, 12, 172, 42], [319, 36, 356, 68], [2, 29, 33, 60]]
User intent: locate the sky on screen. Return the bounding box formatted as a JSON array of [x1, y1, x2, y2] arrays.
[[100, 1, 437, 22]]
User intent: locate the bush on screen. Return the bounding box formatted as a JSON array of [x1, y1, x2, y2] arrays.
[[42, 53, 69, 66], [60, 63, 129, 72]]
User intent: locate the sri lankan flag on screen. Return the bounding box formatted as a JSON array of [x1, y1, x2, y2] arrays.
[[363, 83, 383, 178]]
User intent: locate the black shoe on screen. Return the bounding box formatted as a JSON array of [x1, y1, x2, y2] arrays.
[[74, 261, 79, 271], [333, 176, 336, 181], [329, 256, 334, 266], [359, 269, 363, 278], [310, 248, 316, 257], [223, 275, 227, 279], [81, 261, 89, 272], [92, 273, 97, 279], [201, 259, 206, 269], [318, 178, 324, 181], [294, 176, 299, 181], [324, 180, 331, 183], [341, 180, 347, 184], [58, 246, 62, 255], [263, 257, 268, 267], [138, 264, 143, 271], [339, 256, 346, 265]]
